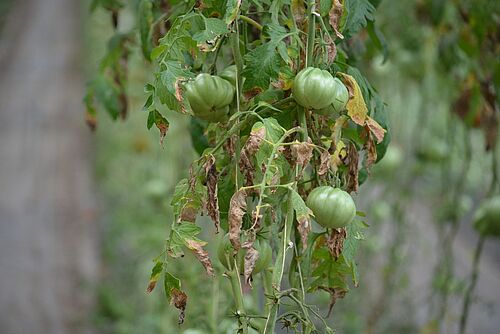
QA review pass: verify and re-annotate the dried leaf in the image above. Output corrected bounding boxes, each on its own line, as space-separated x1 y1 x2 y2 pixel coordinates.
326 36 337 64
338 73 368 126
365 116 386 144
228 189 247 250
329 0 344 39
318 150 331 176
346 143 359 192
239 127 266 186
318 286 347 317
204 155 220 232
146 261 163 293
241 232 258 286
185 238 215 276
297 216 311 250
326 228 346 259
291 140 313 175
171 288 187 324
479 80 498 151
364 132 377 169
330 140 347 173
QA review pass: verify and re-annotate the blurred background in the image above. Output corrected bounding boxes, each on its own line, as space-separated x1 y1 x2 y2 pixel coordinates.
0 0 498 333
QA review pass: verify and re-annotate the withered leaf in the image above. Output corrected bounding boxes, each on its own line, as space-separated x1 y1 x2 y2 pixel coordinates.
185 238 215 276
171 288 188 324
365 116 386 144
346 143 359 193
338 73 368 126
291 140 313 176
297 216 311 250
318 150 331 176
326 228 346 259
318 286 347 317
204 155 220 232
228 189 247 251
239 126 266 186
364 132 377 169
326 37 337 64
241 231 258 286
329 0 344 39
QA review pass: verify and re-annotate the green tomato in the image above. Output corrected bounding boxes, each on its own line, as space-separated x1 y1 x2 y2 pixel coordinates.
293 67 347 110
306 186 357 229
416 140 448 163
219 65 237 86
217 234 272 274
185 73 235 122
473 196 500 238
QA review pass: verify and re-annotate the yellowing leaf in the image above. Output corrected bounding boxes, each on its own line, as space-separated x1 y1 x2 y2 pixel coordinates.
338 73 368 126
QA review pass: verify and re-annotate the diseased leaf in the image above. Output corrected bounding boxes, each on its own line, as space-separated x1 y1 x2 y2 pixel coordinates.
239 125 266 186
147 110 170 144
365 116 386 144
147 260 163 293
224 0 242 25
346 143 359 192
228 190 247 251
291 190 313 249
193 17 228 52
185 238 215 276
318 150 331 176
241 231 257 286
364 132 377 169
338 73 368 126
171 288 187 324
204 155 220 232
291 140 313 176
326 228 346 259
329 0 344 39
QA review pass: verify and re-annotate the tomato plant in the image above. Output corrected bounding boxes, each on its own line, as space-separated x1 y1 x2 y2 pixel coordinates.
86 0 391 332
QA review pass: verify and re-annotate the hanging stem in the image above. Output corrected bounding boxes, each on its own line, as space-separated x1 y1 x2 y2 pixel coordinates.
228 263 249 334
459 234 486 334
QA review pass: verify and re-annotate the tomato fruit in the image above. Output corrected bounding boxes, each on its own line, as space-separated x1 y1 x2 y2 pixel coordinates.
473 196 500 238
185 73 235 122
217 234 272 274
219 65 237 86
416 140 448 163
292 67 348 111
373 145 403 178
306 186 357 229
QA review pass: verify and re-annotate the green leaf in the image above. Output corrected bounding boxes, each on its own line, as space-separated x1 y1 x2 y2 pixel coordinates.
192 17 228 51
343 0 375 38
139 0 154 60
291 190 313 222
224 0 241 25
169 222 206 258
367 20 388 63
147 110 170 142
243 44 282 91
92 75 121 119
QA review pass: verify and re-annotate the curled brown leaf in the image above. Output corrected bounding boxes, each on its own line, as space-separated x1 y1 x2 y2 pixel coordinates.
241 231 258 286
204 155 220 232
365 116 386 144
228 189 247 251
239 127 266 186
326 227 346 259
346 143 359 193
171 288 188 324
185 238 215 276
291 140 313 176
318 150 331 176
329 0 344 39
364 132 377 169
297 216 311 250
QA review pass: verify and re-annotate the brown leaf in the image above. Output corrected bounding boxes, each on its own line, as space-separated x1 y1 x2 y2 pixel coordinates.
239 127 266 186
329 0 344 39
185 238 215 276
346 143 359 193
243 87 263 100
174 78 187 114
365 116 386 144
180 205 197 223
228 190 247 251
318 150 331 176
479 80 498 151
364 132 377 169
223 135 237 157
326 36 338 64
291 140 313 175
326 228 346 259
171 288 187 324
241 232 258 286
297 216 311 250
204 155 220 233
338 73 368 126
157 122 169 145
318 286 347 317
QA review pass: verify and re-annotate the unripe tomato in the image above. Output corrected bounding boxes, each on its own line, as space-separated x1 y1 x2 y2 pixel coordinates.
416 140 448 163
185 73 235 122
473 196 500 238
217 234 272 274
306 186 357 229
219 65 237 86
293 67 347 111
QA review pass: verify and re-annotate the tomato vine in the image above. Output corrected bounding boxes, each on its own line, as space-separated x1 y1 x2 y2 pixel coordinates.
86 0 391 331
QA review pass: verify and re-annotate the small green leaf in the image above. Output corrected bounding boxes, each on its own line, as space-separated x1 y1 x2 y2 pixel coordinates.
147 260 163 292
164 271 181 300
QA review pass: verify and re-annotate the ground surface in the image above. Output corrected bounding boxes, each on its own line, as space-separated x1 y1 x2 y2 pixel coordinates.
0 0 99 333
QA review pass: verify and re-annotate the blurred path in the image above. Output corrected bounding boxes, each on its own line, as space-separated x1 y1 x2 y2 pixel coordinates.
0 1 99 333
